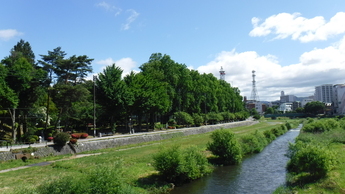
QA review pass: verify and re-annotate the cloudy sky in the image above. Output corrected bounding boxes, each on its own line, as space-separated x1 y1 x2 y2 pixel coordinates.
1 0 345 101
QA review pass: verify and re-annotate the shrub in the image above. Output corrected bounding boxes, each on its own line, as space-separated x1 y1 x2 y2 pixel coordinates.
254 130 268 148
168 118 177 127
207 129 242 165
271 127 283 137
287 141 336 178
285 122 292 130
69 138 78 144
153 145 212 183
253 113 261 120
80 133 88 139
240 134 261 154
280 124 288 132
221 112 231 122
324 119 340 130
154 122 164 130
263 130 276 142
53 132 71 146
71 133 80 139
207 112 223 124
192 113 204 126
174 111 194 126
302 121 327 133
87 162 138 194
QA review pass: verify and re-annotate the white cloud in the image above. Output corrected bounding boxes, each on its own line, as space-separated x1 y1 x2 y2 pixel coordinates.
198 35 345 101
250 12 345 42
0 29 23 41
122 9 139 30
96 1 122 16
96 57 138 77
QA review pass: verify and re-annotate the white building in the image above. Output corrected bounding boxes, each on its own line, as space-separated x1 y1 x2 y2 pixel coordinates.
315 84 333 103
333 84 345 114
278 103 292 113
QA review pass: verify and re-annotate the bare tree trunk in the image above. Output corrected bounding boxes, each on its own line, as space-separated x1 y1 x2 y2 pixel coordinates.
9 108 16 142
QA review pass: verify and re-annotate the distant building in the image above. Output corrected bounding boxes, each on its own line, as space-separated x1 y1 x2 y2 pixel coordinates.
278 103 292 113
301 98 314 107
292 101 301 111
333 84 345 114
280 91 297 103
315 84 333 103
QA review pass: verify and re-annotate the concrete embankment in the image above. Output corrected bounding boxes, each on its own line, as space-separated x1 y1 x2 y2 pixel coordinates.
0 120 258 161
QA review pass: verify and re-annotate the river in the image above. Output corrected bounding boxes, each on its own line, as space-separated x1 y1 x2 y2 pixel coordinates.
170 124 301 194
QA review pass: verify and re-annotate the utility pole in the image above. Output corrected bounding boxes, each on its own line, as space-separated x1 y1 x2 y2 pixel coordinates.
93 75 96 138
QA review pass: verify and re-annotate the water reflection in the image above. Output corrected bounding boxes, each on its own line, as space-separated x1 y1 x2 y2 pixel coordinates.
171 125 301 194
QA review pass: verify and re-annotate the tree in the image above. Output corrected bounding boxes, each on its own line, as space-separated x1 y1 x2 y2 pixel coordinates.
2 40 47 141
39 47 93 85
39 47 67 85
96 64 129 131
295 107 304 113
51 84 90 131
55 55 93 84
0 63 18 108
265 107 274 114
124 71 170 130
11 39 36 65
304 101 325 115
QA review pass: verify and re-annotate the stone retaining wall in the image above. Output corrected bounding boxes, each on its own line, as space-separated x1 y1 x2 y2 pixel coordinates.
0 120 258 161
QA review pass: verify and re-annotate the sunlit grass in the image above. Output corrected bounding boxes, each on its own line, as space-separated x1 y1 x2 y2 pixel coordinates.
0 120 294 193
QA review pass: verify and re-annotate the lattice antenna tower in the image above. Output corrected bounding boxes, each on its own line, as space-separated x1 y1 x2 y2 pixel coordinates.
250 70 260 102
219 66 225 80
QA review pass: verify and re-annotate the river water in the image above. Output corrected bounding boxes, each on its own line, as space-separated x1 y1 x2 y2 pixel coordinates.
171 124 301 194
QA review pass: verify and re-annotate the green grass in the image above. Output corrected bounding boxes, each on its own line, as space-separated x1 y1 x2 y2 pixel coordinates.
275 143 345 194
274 118 345 194
0 120 295 193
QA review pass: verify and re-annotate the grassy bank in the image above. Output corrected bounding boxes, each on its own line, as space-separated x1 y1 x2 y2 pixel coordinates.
275 118 345 194
0 119 298 194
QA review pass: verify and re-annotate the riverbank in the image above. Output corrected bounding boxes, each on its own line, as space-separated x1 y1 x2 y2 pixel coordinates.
171 124 302 194
275 118 345 193
0 119 296 194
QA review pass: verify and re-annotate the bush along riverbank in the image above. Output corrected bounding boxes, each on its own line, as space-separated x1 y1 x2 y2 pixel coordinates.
3 120 299 194
207 121 298 166
275 118 345 194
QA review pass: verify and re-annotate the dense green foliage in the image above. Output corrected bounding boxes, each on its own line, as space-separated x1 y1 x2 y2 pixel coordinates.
209 122 298 165
53 132 71 146
0 41 246 142
153 145 212 183
207 129 242 164
285 118 342 187
287 141 336 178
240 134 263 154
304 101 325 115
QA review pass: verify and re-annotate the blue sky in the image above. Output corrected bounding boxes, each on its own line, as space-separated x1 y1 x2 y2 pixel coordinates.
1 0 345 101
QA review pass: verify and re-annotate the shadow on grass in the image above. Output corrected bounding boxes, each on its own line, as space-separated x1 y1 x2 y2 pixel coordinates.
136 174 174 194
286 172 326 188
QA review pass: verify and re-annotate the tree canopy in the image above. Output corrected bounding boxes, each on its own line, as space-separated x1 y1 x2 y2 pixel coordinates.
304 101 325 115
0 42 246 142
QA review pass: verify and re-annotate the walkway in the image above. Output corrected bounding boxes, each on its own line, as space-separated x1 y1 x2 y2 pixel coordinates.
0 153 102 174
